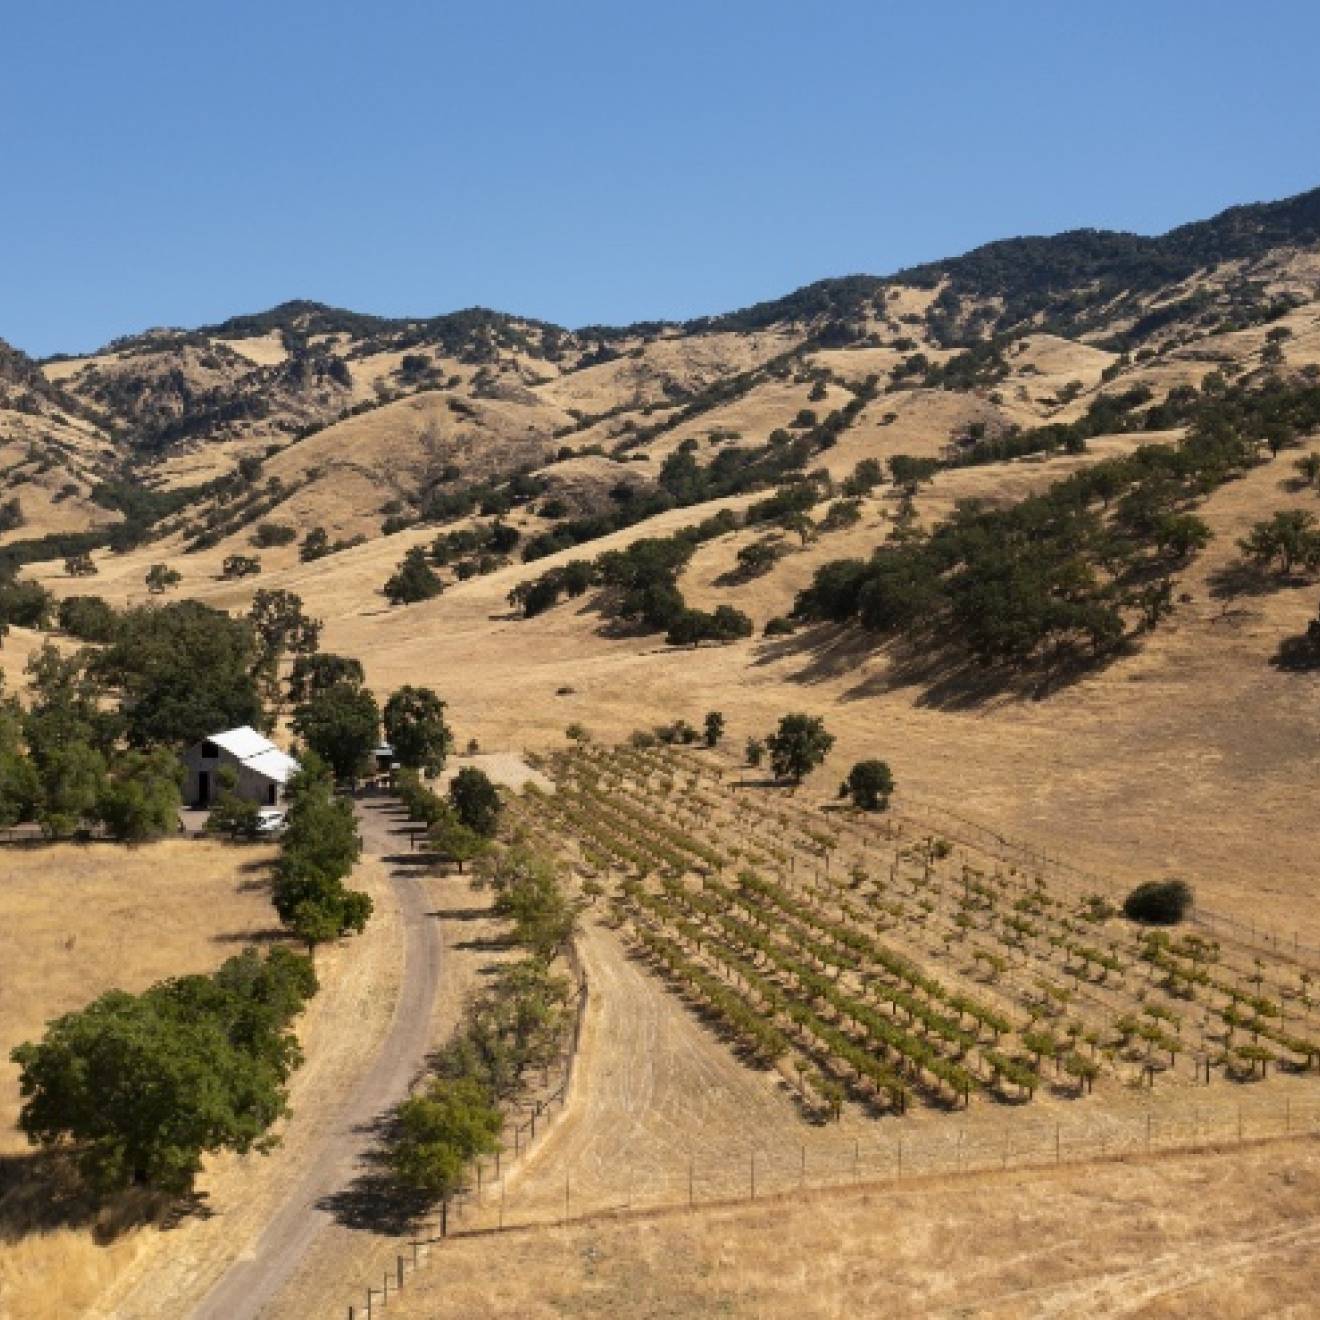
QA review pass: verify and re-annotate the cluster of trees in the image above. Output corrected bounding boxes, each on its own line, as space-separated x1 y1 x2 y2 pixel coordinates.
793 386 1279 668
10 945 317 1194
517 374 874 567
388 953 573 1228
395 762 502 872
0 584 329 837
1239 509 1320 575
386 825 581 1225
299 525 366 562
0 647 185 840
509 521 751 647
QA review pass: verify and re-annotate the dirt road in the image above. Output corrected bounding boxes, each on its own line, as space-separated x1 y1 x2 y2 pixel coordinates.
190 798 440 1320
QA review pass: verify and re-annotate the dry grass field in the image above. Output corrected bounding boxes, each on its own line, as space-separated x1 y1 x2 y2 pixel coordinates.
0 840 278 1317
387 1137 1320 1318
6 199 1320 1317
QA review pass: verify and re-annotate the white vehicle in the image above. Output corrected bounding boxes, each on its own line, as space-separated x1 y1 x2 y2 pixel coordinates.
255 807 287 836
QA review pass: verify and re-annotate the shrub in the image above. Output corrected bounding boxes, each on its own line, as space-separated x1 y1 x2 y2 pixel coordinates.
221 554 262 580
1122 879 1194 925
384 548 443 605
253 522 298 548
843 759 895 811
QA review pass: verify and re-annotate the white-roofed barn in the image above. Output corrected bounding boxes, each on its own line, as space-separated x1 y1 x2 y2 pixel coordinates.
182 726 300 808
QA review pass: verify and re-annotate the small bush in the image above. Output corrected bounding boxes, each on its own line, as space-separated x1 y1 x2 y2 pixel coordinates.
1123 879 1193 925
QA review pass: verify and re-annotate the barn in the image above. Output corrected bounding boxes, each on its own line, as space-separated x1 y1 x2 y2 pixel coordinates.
182 726 300 809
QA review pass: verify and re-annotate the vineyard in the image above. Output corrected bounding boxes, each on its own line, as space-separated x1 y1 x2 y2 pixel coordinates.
511 742 1320 1124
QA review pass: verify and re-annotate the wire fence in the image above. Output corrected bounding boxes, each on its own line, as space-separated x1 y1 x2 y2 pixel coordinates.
345 1094 1320 1317
346 945 589 1320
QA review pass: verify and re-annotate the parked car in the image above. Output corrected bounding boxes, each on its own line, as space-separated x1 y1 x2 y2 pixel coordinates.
255 807 287 836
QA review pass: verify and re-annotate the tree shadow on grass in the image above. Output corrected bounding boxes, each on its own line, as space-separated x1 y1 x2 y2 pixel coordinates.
750 620 1132 712
211 926 288 946
426 905 490 922
1272 629 1320 672
1207 559 1301 600
0 1150 209 1244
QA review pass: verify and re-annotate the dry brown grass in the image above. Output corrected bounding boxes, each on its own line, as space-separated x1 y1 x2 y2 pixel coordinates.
0 839 279 1319
386 1138 1320 1318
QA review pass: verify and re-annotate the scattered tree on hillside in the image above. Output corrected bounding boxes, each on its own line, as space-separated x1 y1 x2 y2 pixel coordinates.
766 713 835 785
221 554 262 580
1123 879 1194 925
144 564 182 595
384 547 443 605
703 711 725 747
248 589 321 712
64 552 97 578
842 759 895 811
1238 510 1320 575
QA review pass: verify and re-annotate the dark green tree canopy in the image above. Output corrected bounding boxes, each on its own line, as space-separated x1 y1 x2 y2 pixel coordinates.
293 682 380 782
448 766 501 837
10 947 316 1194
383 685 453 774
845 759 895 811
766 712 835 784
91 601 264 748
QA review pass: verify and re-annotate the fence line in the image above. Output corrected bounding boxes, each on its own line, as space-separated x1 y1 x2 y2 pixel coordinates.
343 1094 1319 1315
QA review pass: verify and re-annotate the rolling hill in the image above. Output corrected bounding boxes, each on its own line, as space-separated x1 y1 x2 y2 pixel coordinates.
5 183 1320 924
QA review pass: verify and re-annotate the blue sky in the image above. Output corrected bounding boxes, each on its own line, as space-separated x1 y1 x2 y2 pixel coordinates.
3 0 1318 356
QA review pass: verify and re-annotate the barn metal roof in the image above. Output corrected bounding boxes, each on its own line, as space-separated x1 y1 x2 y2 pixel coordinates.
208 726 279 760
204 726 300 783
243 747 301 785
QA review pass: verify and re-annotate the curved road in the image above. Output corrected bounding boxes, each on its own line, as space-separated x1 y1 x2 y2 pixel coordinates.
192 798 438 1320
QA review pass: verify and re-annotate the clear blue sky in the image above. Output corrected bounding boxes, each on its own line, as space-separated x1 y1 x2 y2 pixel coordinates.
4 0 1319 356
